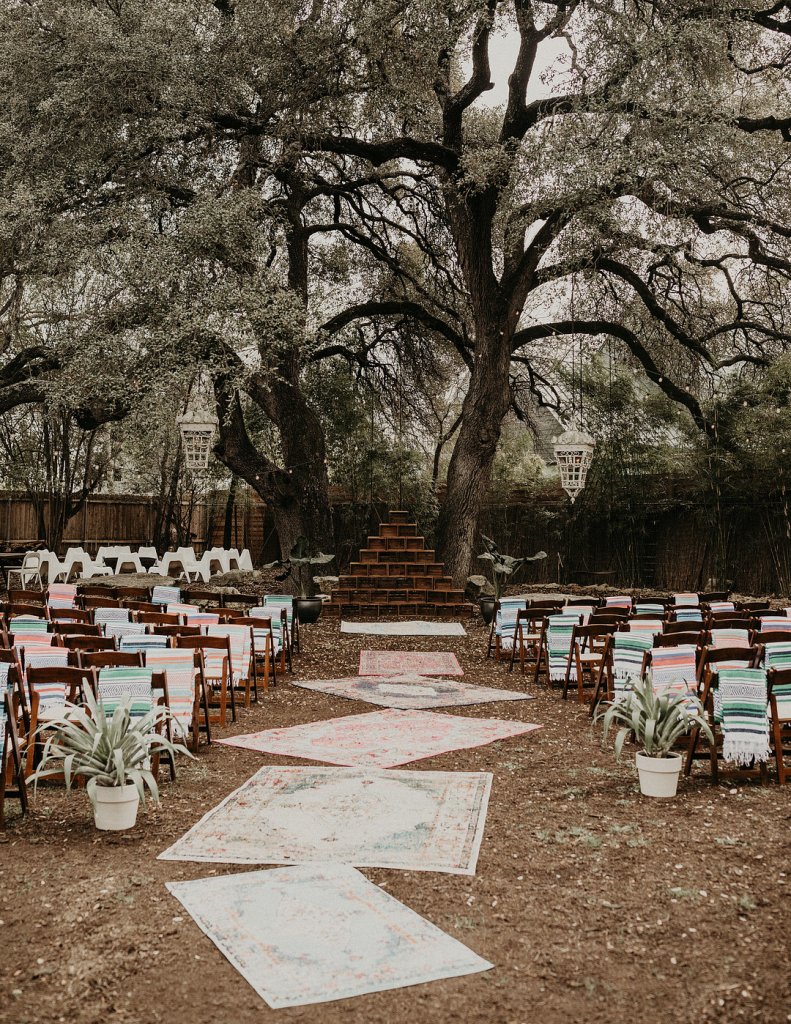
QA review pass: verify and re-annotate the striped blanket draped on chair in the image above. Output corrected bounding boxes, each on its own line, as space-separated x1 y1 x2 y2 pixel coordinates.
674 607 703 623
673 592 699 607
611 633 652 699
120 634 168 654
627 619 663 638
94 607 131 627
495 599 525 652
167 603 199 619
25 648 70 672
759 615 791 633
97 667 153 720
144 650 195 738
0 663 9 750
650 645 698 697
710 628 750 648
708 602 735 614
635 602 664 616
605 595 632 609
714 668 770 766
206 625 251 681
763 643 791 720
105 621 147 642
255 601 291 650
186 612 221 628
547 615 579 683
152 586 180 606
47 584 77 609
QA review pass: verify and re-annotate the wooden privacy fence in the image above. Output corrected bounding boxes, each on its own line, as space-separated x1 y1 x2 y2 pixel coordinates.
2 486 790 595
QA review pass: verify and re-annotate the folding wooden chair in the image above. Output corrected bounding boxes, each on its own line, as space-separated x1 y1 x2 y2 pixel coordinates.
174 635 236 725
150 625 202 638
251 606 292 671
207 624 257 706
767 667 791 784
144 648 211 752
533 614 581 689
78 651 145 670
61 634 116 654
232 616 278 693
564 622 619 702
590 631 653 715
48 607 92 624
1 689 29 827
93 667 176 781
137 612 180 626
654 630 706 649
183 588 222 607
487 598 527 661
509 610 546 675
684 666 770 784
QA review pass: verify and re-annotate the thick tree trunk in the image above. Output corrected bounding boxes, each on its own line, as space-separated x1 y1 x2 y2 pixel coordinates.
436 327 512 583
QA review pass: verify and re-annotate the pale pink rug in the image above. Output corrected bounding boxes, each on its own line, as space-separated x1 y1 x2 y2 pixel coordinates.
359 650 463 676
217 709 541 768
293 674 535 710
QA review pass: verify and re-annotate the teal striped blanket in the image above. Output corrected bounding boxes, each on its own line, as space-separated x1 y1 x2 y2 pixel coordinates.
715 668 770 766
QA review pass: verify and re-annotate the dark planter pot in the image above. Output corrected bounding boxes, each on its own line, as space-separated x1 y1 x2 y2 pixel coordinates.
295 597 323 624
479 597 496 625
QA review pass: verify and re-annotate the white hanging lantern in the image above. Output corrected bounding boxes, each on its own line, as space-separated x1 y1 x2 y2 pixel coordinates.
177 409 219 471
553 428 596 504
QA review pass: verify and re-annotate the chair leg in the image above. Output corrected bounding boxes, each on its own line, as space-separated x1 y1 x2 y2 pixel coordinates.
771 716 785 784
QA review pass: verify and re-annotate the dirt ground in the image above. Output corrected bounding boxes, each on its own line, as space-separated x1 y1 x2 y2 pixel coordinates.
2 617 790 1024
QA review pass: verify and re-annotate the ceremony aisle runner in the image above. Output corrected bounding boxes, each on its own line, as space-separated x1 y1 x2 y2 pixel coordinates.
359 650 463 676
217 708 540 768
166 864 492 1009
293 673 535 709
159 765 491 874
341 621 467 637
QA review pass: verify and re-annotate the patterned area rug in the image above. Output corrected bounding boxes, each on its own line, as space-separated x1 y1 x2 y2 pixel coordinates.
159 765 492 874
359 650 464 676
217 708 540 768
166 864 493 1008
341 621 467 637
292 674 535 710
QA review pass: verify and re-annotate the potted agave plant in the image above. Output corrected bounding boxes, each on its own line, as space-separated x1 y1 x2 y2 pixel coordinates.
32 692 191 830
595 675 713 798
477 535 547 625
264 536 335 624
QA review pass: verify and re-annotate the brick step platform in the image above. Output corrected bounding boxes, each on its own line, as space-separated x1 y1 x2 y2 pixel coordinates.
327 511 474 620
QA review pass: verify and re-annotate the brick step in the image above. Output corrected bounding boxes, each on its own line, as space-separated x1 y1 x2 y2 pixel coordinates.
330 601 473 619
337 574 455 591
333 588 467 605
349 562 445 577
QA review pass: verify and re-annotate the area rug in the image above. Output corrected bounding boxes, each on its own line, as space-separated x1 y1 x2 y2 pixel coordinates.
359 650 463 676
342 621 467 637
292 674 535 710
217 708 540 768
166 864 493 1008
159 765 491 874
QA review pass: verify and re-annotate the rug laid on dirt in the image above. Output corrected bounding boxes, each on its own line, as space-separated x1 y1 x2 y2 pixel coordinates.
159 765 491 873
293 674 535 710
166 864 493 1009
341 621 467 637
359 650 463 676
217 708 540 768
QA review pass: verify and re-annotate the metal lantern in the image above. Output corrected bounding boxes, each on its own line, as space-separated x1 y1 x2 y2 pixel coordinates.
177 409 219 471
553 428 596 504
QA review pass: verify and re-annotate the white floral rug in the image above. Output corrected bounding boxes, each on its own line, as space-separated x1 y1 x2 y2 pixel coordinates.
166 864 493 1008
341 620 467 636
159 765 492 873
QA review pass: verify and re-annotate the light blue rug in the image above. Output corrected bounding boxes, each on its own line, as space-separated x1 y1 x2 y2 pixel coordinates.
166 864 493 1008
341 620 467 636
